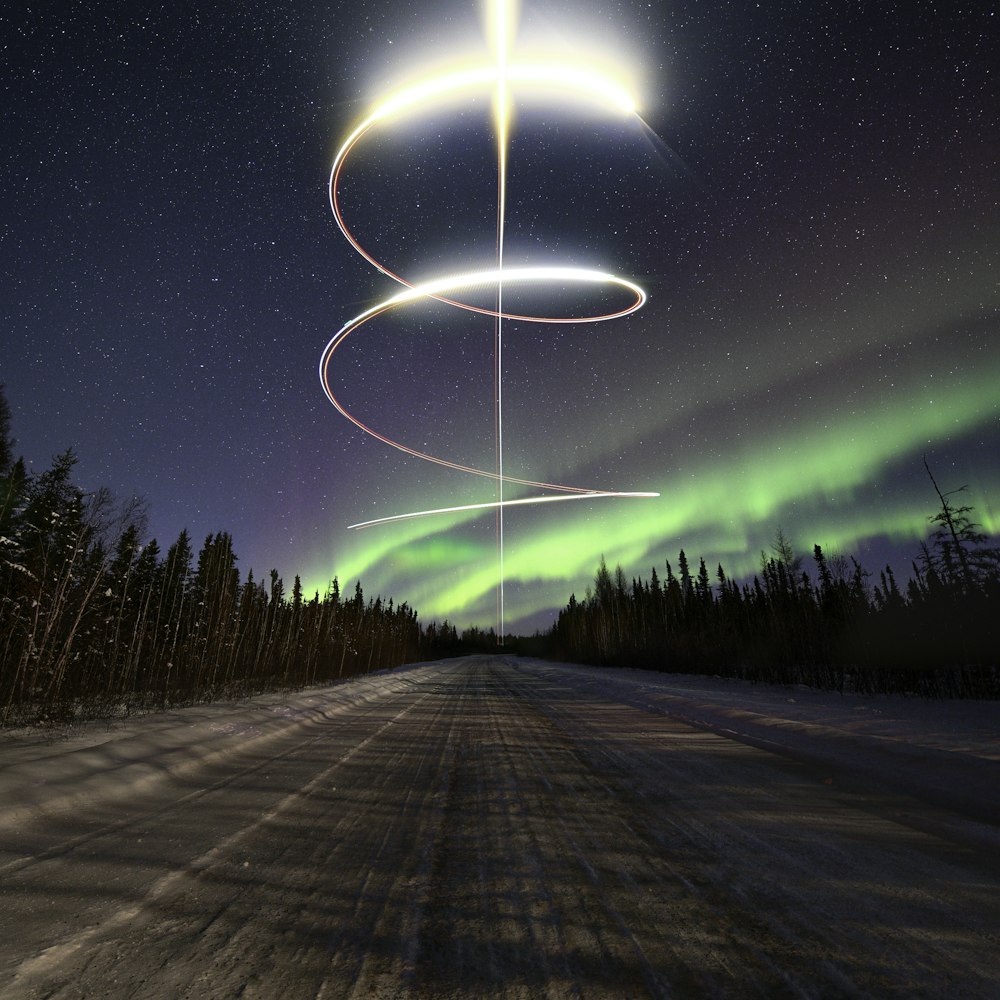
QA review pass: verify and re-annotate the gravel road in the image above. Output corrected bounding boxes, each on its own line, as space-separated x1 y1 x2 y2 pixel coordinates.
2 656 998 998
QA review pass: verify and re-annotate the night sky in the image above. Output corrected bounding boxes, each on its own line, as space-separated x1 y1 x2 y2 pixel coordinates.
3 1 998 633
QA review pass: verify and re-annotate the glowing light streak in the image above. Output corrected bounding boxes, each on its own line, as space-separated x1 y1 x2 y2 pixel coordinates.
333 62 636 154
490 0 514 634
318 266 646 492
327 58 639 303
322 0 659 633
349 490 659 531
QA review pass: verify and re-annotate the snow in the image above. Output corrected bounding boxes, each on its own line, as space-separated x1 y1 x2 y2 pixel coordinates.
0 662 434 833
541 664 1000 760
2 656 999 998
3 658 996 834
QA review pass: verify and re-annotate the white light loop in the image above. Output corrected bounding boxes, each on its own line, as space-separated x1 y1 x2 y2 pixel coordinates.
322 7 658 529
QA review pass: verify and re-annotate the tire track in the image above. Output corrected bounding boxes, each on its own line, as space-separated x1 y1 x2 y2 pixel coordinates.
3 657 999 998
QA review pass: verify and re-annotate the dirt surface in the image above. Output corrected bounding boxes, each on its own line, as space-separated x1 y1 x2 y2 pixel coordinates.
2 656 999 998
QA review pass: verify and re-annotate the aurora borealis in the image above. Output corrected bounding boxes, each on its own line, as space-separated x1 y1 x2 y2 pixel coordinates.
3 1 997 633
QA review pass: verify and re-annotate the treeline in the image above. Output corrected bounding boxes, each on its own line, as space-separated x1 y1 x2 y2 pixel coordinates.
549 472 1000 699
0 389 422 724
421 622 501 658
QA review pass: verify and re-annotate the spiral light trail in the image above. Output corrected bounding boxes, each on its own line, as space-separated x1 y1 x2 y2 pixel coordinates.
320 0 659 634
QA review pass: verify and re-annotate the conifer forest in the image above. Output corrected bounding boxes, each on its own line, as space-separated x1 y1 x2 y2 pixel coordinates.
0 388 426 724
549 503 1000 698
2 383 998 724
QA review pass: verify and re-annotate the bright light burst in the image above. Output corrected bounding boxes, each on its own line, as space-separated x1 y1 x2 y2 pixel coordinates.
320 0 658 632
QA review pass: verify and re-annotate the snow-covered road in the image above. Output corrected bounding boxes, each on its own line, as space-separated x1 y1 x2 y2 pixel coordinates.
2 656 998 998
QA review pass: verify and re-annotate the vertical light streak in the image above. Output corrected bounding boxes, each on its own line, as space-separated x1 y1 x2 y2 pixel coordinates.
490 0 516 641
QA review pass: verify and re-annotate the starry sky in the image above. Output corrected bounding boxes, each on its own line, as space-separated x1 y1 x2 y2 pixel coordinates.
3 1 998 634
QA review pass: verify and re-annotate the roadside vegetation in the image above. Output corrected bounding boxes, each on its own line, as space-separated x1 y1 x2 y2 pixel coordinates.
5 379 997 720
0 386 424 725
547 476 1000 698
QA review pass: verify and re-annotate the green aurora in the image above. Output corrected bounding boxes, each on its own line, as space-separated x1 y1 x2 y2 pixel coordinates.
304 329 999 630
295 2 999 633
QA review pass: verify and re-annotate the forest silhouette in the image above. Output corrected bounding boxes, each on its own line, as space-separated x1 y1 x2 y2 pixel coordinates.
2 383 997 724
546 499 1000 698
0 386 423 724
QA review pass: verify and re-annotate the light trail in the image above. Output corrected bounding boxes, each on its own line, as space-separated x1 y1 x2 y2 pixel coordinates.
349 491 660 531
318 267 647 490
322 0 659 635
491 0 516 638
